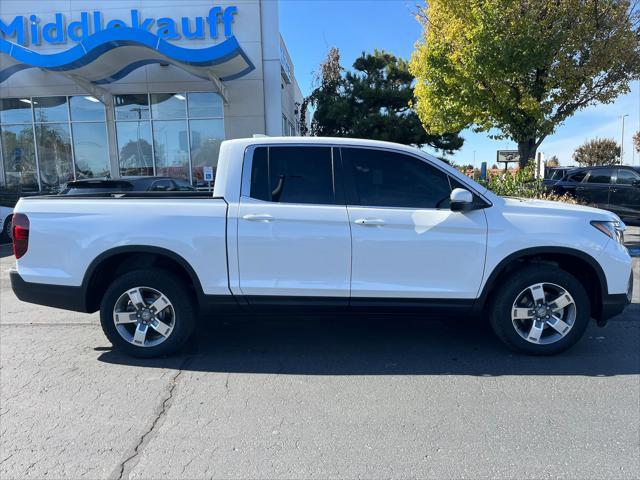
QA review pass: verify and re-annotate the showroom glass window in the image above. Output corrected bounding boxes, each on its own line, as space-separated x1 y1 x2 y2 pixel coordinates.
0 98 39 191
115 92 224 185
0 96 109 192
69 97 110 180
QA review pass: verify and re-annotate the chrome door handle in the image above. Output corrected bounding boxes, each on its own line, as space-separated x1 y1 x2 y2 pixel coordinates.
243 214 274 222
354 218 385 226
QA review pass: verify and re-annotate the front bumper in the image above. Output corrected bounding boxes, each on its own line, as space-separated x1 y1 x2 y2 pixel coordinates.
598 271 633 325
10 270 88 312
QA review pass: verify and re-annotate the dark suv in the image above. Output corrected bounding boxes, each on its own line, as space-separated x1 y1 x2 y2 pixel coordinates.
60 177 195 195
542 167 574 188
552 166 640 224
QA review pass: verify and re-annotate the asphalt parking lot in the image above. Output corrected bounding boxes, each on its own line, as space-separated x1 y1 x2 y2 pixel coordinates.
1 241 639 479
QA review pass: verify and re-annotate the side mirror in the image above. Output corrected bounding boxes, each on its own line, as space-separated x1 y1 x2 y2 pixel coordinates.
450 188 474 212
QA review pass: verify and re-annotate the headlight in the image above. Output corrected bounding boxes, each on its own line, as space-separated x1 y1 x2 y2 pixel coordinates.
591 220 625 243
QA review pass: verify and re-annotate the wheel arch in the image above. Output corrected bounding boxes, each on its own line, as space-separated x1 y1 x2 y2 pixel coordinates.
477 247 608 319
82 246 204 313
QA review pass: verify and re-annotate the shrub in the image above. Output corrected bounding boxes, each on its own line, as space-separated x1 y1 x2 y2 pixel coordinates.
478 162 579 204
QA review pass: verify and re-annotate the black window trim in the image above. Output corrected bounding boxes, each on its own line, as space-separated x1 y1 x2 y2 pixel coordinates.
242 143 492 209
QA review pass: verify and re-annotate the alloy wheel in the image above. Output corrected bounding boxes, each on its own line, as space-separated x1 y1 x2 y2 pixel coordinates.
112 286 175 347
511 282 576 345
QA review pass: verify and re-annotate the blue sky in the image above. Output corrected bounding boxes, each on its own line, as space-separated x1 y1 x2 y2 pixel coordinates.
279 0 640 167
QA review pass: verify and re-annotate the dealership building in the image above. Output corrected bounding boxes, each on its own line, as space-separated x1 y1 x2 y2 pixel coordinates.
0 0 303 192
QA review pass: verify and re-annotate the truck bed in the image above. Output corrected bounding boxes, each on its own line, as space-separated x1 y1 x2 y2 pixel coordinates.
14 195 230 296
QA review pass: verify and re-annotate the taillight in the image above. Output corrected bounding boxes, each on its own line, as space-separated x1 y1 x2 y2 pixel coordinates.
12 213 29 259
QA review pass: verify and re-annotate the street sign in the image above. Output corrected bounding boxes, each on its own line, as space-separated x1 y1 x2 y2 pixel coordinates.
203 166 214 182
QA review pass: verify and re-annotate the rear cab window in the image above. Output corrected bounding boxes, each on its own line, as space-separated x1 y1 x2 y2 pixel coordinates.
249 146 341 205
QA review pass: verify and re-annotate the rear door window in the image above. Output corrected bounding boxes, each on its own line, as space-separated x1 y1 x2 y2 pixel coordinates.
586 169 614 184
567 171 588 183
249 146 338 205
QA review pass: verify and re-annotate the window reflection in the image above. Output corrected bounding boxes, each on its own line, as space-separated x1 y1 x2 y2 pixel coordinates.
70 96 105 122
151 94 187 119
117 121 153 176
0 99 33 124
153 120 190 179
115 94 150 120
73 123 110 179
35 123 73 192
1 124 39 191
190 118 224 185
33 96 69 123
0 92 226 190
188 92 223 118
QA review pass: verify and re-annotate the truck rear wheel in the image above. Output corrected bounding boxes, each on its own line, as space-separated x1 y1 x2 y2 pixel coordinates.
99 269 196 358
489 265 590 355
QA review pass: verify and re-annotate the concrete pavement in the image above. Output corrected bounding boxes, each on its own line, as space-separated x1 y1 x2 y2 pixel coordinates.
1 247 639 479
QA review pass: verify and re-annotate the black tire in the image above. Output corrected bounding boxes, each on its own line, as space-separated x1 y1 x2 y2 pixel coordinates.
100 269 197 358
2 215 12 242
489 265 590 355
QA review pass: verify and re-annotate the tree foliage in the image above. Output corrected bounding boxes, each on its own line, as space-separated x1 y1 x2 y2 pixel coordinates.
410 0 640 167
546 155 560 167
480 160 579 203
305 48 464 152
573 138 621 165
633 130 640 152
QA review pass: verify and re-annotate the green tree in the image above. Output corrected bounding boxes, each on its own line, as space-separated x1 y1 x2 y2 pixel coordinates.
633 130 640 152
573 138 621 166
410 0 640 167
306 48 464 152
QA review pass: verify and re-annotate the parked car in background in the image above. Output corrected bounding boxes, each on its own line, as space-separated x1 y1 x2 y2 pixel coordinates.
0 178 195 239
0 205 13 241
60 177 196 195
542 166 573 188
552 166 640 224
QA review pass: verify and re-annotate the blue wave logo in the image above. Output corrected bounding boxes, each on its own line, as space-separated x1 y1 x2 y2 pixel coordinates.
0 27 255 84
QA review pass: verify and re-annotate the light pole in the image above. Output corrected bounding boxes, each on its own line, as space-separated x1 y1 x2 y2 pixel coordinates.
621 114 629 164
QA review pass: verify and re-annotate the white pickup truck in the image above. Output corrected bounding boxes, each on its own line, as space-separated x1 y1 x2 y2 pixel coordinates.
10 137 633 357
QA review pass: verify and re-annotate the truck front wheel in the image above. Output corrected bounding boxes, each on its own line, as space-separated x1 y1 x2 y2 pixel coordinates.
99 269 196 358
489 265 590 355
